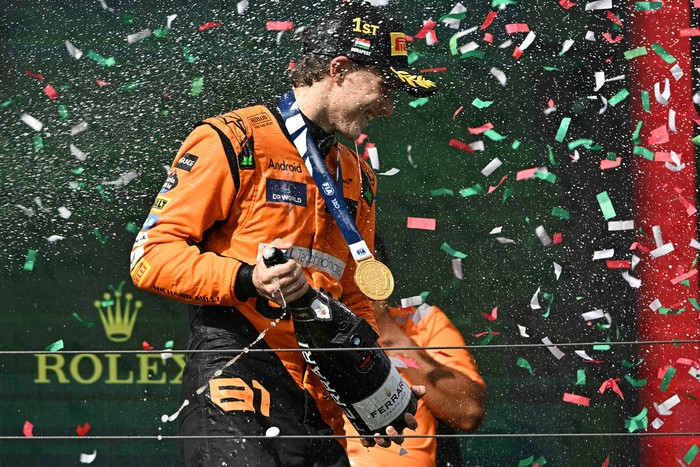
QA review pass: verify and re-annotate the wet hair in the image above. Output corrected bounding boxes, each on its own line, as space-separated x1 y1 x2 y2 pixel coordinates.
289 53 334 88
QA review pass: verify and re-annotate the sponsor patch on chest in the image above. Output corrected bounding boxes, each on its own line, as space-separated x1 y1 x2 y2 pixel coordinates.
266 178 307 207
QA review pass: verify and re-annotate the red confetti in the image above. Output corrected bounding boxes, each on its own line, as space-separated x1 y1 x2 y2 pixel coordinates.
23 421 34 437
600 157 622 170
355 133 368 145
562 392 590 406
606 260 631 269
95 79 111 87
395 355 420 369
419 67 448 73
266 21 294 31
448 138 474 153
288 59 296 70
607 11 623 27
680 28 700 37
483 33 493 43
512 46 523 59
602 456 610 467
25 70 44 80
602 33 623 44
505 23 530 34
488 175 508 193
516 167 539 180
548 99 555 108
648 126 669 145
482 306 498 321
414 19 437 39
553 233 563 244
434 350 452 357
407 217 436 231
76 423 91 436
671 269 697 285
559 0 577 9
198 21 222 32
452 105 464 121
468 122 494 135
695 0 700 7
480 11 498 30
599 378 625 400
474 331 500 338
142 341 154 350
43 84 58 100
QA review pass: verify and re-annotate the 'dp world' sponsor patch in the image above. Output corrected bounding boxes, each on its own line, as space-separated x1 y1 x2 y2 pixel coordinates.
266 178 307 207
175 153 198 172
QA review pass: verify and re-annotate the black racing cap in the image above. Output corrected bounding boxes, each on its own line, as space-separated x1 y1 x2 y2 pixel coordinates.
303 1 437 97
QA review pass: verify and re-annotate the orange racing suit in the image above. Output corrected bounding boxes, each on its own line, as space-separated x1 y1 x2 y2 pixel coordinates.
129 99 377 466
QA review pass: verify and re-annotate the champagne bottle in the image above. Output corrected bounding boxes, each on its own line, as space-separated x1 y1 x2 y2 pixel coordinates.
263 247 417 435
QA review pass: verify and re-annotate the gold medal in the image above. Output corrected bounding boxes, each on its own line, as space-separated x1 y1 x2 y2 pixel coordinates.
354 256 394 300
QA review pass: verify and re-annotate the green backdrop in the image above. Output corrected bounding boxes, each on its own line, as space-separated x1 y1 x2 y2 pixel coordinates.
1 0 650 465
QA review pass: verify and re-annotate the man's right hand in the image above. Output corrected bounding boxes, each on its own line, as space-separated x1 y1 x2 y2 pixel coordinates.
252 239 309 306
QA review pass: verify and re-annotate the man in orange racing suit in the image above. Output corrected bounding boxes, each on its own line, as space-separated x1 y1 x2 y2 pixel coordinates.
129 2 437 466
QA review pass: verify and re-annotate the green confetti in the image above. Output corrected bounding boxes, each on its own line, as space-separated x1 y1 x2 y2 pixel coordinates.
686 393 698 400
440 12 468 21
576 296 585 301
517 357 534 376
501 187 513 204
182 47 196 63
624 46 648 60
419 291 430 302
684 445 699 465
568 139 597 150
483 129 507 141
409 97 430 108
1 99 19 108
164 340 174 349
441 242 467 259
122 12 134 25
493 0 517 6
641 90 650 113
534 456 547 466
71 167 85 175
636 1 662 10
459 184 483 197
535 169 557 184
512 140 521 150
593 340 611 351
58 105 69 121
555 117 571 143
625 408 648 433
72 312 95 328
33 135 44 151
472 98 493 109
632 120 643 145
120 81 140 91
660 366 676 392
86 50 116 67
547 145 557 166
651 42 676 64
93 228 108 245
191 76 204 97
518 456 535 467
633 145 654 160
596 191 617 220
692 134 700 146
24 249 37 272
542 66 561 71
606 152 618 161
575 369 586 386
430 188 454 196
45 339 64 352
153 27 170 37
625 374 647 387
689 297 700 311
407 51 419 65
460 50 485 60
125 222 140 233
552 206 570 220
608 89 629 106
96 184 113 202
479 331 496 345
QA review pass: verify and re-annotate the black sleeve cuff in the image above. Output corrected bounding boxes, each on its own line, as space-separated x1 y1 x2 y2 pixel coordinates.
234 264 257 301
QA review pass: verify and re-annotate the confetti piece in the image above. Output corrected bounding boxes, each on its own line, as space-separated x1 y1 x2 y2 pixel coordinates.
80 450 97 464
45 339 64 352
636 1 663 10
21 113 43 132
680 28 700 37
563 393 590 406
576 369 586 385
596 191 616 220
407 217 436 230
43 84 59 100
481 158 502 176
76 423 91 436
86 50 115 67
530 287 541 309
608 89 629 106
480 11 498 29
24 249 37 271
654 394 681 415
536 225 552 246
191 77 204 97
431 188 454 196
684 445 699 465
490 67 507 86
265 426 281 437
93 229 108 245
65 40 83 59
482 306 498 321
517 357 534 375
72 312 95 328
23 421 34 437
452 258 463 279
593 249 614 260
671 269 697 285
127 29 152 43
553 262 562 280
409 97 430 108
441 242 467 259
378 167 399 176
33 135 44 151
542 337 565 360
506 23 530 34
198 21 222 32
651 42 676 64
560 0 577 8
449 138 474 153
599 378 624 400
472 98 493 108
551 206 570 220
401 295 423 308
459 184 483 197
625 408 648 432
71 121 89 136
624 47 648 60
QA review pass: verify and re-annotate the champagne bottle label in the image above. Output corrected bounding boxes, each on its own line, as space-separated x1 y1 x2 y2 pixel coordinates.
350 365 412 431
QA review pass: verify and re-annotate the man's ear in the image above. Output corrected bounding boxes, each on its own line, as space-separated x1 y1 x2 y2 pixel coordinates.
329 56 352 81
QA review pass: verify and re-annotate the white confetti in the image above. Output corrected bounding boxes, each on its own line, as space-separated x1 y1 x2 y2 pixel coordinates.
166 14 178 29
668 109 677 132
490 226 503 234
71 121 89 136
690 238 700 250
237 0 249 14
80 450 97 464
584 30 596 41
45 235 66 242
553 262 562 280
378 168 400 176
127 29 152 44
459 41 480 55
581 309 605 321
650 243 674 258
65 40 83 59
401 295 423 308
575 350 598 361
585 0 612 10
652 225 664 248
15 204 35 217
58 207 72 219
530 287 541 310
651 418 664 429
592 249 614 260
621 271 641 288
542 337 565 360
70 144 88 161
399 448 409 456
452 257 463 280
631 255 640 271
519 31 536 51
560 39 574 55
21 113 43 132
490 67 507 86
407 145 417 168
495 237 516 244
103 170 139 187
481 158 502 177
442 2 467 29
594 71 605 91
470 141 485 151
535 225 551 246
517 325 529 337
670 64 683 81
654 79 670 105
608 220 634 231
367 146 379 170
649 299 662 312
99 0 115 12
654 394 681 416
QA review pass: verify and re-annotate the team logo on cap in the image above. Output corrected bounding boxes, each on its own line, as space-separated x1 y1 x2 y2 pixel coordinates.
390 32 407 57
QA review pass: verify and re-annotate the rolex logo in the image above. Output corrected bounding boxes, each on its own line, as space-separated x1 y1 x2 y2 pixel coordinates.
93 289 142 342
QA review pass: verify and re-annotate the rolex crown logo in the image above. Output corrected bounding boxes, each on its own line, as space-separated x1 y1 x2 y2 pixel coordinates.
93 290 142 342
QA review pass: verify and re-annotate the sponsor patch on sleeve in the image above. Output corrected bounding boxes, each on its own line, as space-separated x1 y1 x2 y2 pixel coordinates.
151 196 170 212
175 153 198 172
131 258 151 286
160 171 178 193
143 214 160 230
266 178 307 207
